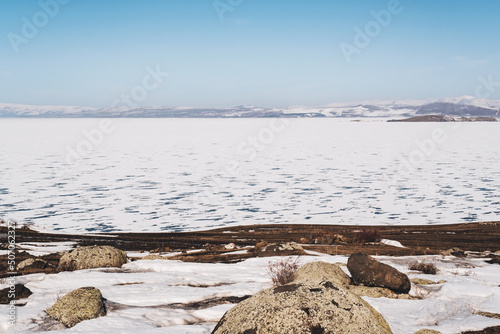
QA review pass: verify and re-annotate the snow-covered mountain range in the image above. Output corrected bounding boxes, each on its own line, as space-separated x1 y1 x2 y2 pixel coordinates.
1 96 499 118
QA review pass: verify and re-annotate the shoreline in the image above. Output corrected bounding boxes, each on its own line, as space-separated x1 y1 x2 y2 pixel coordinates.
2 221 499 278
3 221 498 251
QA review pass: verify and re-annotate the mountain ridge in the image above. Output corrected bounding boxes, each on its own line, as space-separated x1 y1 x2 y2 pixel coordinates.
1 96 499 118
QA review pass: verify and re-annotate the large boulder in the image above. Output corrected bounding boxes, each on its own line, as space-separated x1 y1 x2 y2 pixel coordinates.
255 242 306 257
212 281 392 334
58 246 127 271
46 287 106 328
347 253 411 294
292 261 351 287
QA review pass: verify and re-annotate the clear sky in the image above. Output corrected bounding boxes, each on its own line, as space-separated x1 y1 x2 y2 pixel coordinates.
1 0 500 108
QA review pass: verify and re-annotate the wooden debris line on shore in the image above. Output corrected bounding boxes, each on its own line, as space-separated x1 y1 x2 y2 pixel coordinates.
2 221 499 253
1 222 499 274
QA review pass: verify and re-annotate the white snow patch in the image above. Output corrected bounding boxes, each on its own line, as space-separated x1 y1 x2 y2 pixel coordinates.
380 239 406 248
1 254 499 333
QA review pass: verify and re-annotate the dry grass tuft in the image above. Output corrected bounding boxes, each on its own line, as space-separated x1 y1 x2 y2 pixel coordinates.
354 228 382 244
267 257 301 286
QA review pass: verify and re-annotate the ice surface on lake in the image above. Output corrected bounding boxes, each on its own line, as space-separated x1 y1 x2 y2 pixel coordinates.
0 119 499 233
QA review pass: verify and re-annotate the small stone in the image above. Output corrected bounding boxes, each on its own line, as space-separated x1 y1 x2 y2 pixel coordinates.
475 311 500 319
451 250 466 258
141 255 168 260
17 258 47 271
410 278 445 285
441 248 461 256
255 242 306 257
413 329 442 334
255 241 268 249
299 237 309 244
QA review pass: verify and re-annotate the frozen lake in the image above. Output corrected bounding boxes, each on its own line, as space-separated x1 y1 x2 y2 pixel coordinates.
0 118 499 233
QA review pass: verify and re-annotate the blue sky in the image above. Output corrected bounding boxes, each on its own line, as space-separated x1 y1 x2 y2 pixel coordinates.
1 0 500 108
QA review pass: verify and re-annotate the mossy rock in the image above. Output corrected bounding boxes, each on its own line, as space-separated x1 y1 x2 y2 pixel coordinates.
476 311 500 319
348 285 417 300
58 246 127 271
293 261 351 287
46 287 106 328
141 254 168 260
17 258 48 271
212 281 392 334
411 278 447 285
414 330 442 334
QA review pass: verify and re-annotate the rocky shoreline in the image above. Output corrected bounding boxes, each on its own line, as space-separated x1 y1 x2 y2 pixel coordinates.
2 222 499 275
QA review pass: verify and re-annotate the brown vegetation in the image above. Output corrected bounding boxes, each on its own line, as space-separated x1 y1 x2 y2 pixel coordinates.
354 228 383 244
267 257 301 286
0 222 499 272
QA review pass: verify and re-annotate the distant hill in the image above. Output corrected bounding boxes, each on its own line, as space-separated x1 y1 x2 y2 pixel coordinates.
388 115 498 122
1 96 499 118
415 102 499 117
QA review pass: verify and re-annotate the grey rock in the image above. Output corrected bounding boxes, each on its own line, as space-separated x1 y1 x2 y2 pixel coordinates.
292 261 351 287
212 281 392 334
58 246 127 271
46 287 106 328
